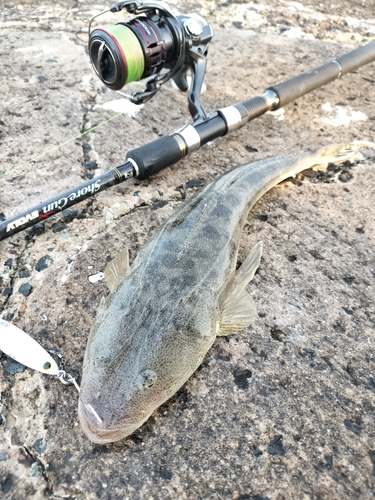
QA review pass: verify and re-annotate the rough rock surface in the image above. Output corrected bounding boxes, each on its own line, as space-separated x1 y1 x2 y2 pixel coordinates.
1 1 375 499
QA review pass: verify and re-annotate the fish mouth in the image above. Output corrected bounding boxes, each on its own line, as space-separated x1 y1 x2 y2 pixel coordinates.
78 399 138 444
84 418 128 443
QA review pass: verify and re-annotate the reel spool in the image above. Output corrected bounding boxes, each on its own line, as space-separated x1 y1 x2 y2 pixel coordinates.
88 1 213 121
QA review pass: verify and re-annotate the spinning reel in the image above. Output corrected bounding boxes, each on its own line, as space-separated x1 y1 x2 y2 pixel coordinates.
89 1 213 122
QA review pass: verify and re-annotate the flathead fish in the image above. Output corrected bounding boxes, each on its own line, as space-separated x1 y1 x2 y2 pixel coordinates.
78 143 369 443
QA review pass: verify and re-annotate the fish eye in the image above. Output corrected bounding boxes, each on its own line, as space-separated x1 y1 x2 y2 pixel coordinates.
137 369 157 390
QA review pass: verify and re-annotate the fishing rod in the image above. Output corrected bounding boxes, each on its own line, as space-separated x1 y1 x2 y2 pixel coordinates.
1 0 375 241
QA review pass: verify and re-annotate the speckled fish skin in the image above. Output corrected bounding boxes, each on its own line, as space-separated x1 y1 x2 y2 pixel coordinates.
78 144 358 443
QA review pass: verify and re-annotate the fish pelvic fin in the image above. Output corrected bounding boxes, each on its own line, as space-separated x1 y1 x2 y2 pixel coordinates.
218 241 263 336
104 247 129 292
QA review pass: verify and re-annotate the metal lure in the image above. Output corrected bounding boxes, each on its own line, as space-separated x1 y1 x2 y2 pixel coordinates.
0 319 59 374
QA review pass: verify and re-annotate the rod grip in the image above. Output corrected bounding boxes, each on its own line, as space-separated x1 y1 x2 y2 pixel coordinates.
126 135 183 179
267 60 341 109
337 39 375 75
267 40 375 109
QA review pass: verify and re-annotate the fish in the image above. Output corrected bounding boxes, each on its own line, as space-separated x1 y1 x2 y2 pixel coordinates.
78 142 373 443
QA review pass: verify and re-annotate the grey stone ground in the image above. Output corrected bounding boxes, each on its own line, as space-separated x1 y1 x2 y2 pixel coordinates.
1 1 375 499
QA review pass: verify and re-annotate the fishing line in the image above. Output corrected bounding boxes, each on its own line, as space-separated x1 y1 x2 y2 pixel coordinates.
0 112 123 180
112 25 145 84
94 24 146 86
88 8 173 93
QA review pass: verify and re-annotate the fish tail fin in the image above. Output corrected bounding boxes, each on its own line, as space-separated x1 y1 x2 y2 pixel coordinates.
311 141 375 168
245 142 375 210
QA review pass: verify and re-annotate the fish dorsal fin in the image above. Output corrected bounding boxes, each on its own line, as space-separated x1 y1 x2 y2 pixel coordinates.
218 241 263 336
104 248 129 292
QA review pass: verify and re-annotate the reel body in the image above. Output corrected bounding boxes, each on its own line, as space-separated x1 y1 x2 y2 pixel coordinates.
89 0 213 122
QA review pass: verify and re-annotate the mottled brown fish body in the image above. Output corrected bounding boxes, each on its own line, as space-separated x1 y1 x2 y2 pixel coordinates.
79 144 361 443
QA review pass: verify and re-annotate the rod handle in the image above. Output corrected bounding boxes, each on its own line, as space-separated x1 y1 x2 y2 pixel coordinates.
267 40 375 109
127 135 183 180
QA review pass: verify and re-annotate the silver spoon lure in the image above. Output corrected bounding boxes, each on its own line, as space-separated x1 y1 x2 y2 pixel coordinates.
0 318 80 392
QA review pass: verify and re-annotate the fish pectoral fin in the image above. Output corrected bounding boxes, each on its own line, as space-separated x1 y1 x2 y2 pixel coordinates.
218 241 263 336
104 247 129 292
233 241 263 289
218 289 257 336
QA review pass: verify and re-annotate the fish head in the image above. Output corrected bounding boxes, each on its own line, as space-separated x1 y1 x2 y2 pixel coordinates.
79 289 216 444
78 364 161 444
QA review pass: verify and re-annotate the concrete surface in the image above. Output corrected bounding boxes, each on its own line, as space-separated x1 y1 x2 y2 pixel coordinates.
1 1 375 499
